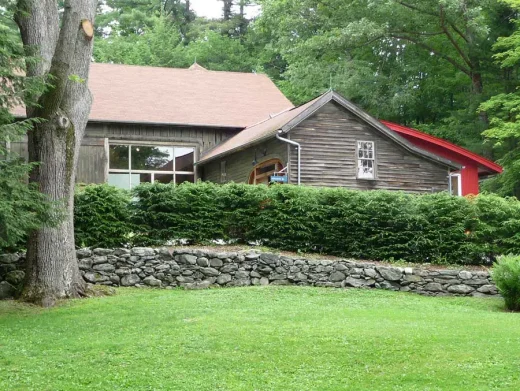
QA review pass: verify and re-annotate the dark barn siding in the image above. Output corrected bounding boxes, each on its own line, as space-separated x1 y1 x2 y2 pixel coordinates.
287 102 449 192
77 137 107 184
202 138 288 183
85 122 238 152
8 122 239 184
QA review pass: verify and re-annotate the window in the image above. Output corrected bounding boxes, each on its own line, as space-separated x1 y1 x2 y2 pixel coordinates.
357 141 375 179
449 173 462 196
108 144 195 189
248 159 284 185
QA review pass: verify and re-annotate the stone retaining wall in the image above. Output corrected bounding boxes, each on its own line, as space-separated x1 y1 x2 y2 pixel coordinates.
0 248 499 299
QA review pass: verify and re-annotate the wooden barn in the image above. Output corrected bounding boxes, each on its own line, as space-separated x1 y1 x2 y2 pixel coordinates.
13 63 501 195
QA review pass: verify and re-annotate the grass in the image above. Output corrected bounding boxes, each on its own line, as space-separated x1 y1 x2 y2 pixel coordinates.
0 287 519 391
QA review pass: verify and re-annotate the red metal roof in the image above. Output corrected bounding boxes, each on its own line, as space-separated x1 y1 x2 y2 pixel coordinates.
381 121 503 175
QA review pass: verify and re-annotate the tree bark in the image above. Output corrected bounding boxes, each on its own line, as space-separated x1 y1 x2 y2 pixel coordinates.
16 0 98 307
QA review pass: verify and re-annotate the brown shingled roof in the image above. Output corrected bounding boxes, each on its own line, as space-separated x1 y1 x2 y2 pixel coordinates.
14 63 293 128
199 95 323 163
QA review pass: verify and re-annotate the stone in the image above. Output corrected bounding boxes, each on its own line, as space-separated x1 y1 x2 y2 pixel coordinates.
93 263 116 273
404 267 413 275
380 281 400 291
0 281 16 299
404 274 422 283
180 254 198 265
458 271 473 280
438 270 460 276
110 275 120 285
245 253 260 260
477 285 498 294
259 253 279 264
424 282 443 292
121 274 141 286
345 277 374 288
202 267 219 277
115 268 131 276
364 268 378 278
5 270 24 286
83 272 108 283
221 264 238 273
196 257 209 267
250 271 261 278
228 279 251 287
93 248 114 256
76 249 92 259
0 263 16 275
376 267 402 281
447 284 474 294
78 259 93 270
91 256 108 265
329 271 346 282
114 248 131 256
290 272 308 281
209 258 223 268
259 277 269 286
334 264 349 272
235 270 250 279
131 247 154 256
143 276 162 287
217 274 232 285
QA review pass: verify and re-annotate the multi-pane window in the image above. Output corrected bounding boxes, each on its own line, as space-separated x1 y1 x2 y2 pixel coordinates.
108 144 195 189
357 141 375 179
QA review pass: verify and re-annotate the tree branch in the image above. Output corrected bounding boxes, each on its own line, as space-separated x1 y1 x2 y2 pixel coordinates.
391 35 471 75
395 1 439 18
439 5 473 70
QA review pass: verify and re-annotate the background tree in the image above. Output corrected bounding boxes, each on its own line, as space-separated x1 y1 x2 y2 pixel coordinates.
14 0 98 306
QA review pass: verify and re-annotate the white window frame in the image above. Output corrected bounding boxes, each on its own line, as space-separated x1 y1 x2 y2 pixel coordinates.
449 173 462 196
108 142 196 189
356 140 376 180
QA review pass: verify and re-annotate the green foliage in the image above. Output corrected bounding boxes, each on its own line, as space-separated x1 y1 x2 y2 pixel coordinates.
131 182 225 245
124 182 520 265
0 10 50 253
74 184 132 248
492 254 520 311
0 160 50 252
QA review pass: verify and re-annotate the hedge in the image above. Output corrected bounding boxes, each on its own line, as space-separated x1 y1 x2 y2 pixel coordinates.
74 184 132 248
73 182 520 265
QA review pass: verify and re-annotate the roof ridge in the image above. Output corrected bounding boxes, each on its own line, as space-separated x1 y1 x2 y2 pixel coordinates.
243 106 297 129
91 62 268 77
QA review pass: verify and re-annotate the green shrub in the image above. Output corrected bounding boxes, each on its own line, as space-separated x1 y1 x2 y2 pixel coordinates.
492 255 520 311
74 182 520 265
131 181 225 245
74 184 132 248
472 194 520 257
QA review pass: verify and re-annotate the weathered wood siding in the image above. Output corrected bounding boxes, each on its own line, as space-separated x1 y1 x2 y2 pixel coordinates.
85 122 238 152
202 138 287 183
77 137 107 184
9 122 240 184
287 102 449 192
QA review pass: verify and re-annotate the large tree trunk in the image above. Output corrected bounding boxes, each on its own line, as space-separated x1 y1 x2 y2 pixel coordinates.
16 0 97 306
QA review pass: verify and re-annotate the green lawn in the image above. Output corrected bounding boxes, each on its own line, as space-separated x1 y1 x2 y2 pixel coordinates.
0 288 519 391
